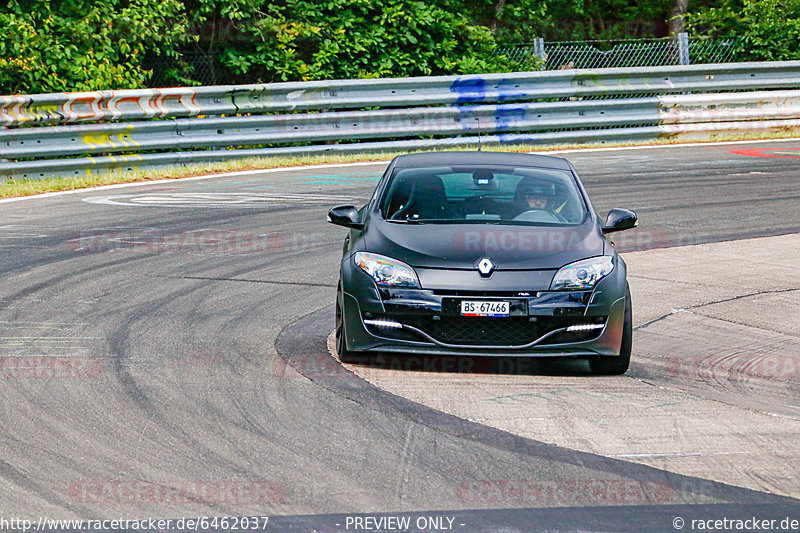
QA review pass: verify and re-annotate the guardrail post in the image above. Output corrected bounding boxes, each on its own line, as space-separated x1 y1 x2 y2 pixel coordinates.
533 38 546 62
678 33 690 65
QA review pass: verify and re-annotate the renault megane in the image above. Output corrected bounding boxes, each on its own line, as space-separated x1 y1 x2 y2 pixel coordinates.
327 151 637 374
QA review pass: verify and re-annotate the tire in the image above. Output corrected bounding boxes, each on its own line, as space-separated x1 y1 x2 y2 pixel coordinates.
590 283 632 376
335 288 357 363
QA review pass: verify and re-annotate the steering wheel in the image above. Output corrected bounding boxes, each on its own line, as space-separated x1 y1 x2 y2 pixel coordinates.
512 209 563 223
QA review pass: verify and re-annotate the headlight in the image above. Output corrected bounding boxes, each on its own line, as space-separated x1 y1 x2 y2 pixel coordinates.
551 256 614 290
354 252 420 288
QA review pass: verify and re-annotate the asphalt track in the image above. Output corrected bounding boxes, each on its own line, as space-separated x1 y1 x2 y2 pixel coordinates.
0 140 799 532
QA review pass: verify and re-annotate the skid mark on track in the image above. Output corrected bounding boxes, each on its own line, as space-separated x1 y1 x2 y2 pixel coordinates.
82 192 358 208
179 275 336 288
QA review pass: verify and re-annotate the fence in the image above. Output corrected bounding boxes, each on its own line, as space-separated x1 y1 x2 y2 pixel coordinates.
149 52 225 89
495 34 740 71
149 35 739 88
2 61 800 180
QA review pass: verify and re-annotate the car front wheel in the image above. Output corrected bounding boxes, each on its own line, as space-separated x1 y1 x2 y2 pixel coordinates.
589 284 632 376
335 286 357 363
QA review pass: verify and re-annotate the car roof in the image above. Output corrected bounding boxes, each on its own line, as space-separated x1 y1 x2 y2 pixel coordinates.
391 151 572 171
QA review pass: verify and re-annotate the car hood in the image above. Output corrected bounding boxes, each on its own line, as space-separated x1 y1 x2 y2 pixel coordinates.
367 220 606 270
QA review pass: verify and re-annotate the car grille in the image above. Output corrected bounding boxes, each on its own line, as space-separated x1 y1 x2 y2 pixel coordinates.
422 317 548 345
370 315 605 347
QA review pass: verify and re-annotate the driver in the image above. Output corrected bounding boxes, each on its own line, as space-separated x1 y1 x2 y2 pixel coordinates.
516 180 556 212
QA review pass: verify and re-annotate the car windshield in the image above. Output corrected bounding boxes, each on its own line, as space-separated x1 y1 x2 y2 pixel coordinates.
380 165 587 225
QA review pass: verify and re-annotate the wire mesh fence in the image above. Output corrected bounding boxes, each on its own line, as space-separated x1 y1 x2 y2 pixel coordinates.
146 36 743 88
547 39 682 69
495 36 741 71
147 52 227 88
686 38 740 65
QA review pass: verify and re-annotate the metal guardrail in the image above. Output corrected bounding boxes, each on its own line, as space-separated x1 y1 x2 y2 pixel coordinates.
6 92 800 160
2 62 800 180
5 62 800 127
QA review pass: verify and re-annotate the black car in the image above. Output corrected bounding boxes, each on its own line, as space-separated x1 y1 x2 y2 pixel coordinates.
327 151 637 374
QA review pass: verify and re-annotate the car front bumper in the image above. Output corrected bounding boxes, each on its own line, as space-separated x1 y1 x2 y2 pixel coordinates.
340 258 628 358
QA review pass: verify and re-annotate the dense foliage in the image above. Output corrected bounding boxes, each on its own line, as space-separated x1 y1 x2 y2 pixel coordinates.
1 0 795 95
186 0 504 83
446 0 673 42
685 0 800 61
0 0 190 94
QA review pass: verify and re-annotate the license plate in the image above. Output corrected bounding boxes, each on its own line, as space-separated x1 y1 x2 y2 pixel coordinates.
460 300 510 317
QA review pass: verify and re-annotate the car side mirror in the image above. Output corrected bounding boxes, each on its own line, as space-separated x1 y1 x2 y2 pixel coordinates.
327 205 364 230
602 208 637 234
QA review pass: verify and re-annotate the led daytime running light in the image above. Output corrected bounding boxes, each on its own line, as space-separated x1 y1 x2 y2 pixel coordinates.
364 319 403 329
566 323 605 332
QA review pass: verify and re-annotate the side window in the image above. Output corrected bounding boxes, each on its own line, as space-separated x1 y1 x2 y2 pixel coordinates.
367 165 392 211
367 182 381 211
382 178 412 219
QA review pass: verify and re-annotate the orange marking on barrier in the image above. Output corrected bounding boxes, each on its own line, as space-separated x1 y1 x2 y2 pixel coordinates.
112 95 148 119
66 92 103 122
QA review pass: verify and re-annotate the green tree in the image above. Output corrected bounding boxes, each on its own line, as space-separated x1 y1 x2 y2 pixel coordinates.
685 0 800 60
439 0 547 42
539 0 672 41
0 0 190 94
184 0 511 84
443 0 672 42
2 0 696 95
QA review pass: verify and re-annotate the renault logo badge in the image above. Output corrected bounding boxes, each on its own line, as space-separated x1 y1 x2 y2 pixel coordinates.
477 258 495 276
